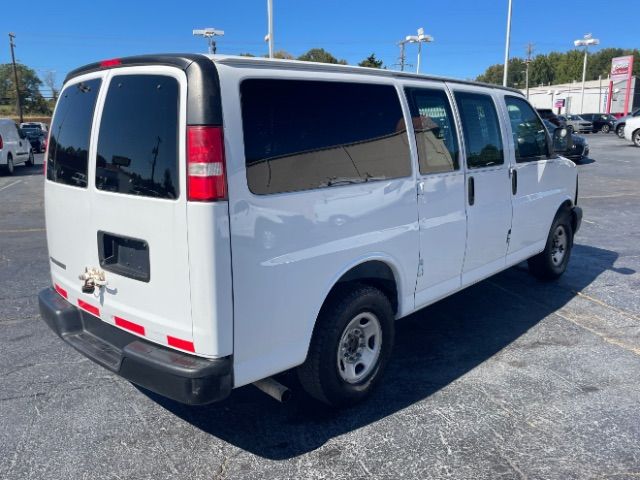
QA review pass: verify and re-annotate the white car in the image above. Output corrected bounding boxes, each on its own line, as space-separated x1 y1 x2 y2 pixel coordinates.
0 118 35 174
623 116 640 147
39 54 582 407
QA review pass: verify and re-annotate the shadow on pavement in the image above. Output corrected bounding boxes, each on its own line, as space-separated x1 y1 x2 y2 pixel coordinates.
144 243 633 459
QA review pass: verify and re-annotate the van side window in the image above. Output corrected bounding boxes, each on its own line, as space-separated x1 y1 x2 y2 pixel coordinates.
505 96 549 162
46 79 101 188
96 75 179 199
454 92 504 169
405 87 459 174
241 79 411 195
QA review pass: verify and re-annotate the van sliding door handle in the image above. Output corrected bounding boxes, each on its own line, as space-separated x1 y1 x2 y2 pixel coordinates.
468 176 475 206
511 169 518 195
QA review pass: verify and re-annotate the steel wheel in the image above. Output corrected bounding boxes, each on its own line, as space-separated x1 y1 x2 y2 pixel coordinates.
550 225 568 266
337 312 382 384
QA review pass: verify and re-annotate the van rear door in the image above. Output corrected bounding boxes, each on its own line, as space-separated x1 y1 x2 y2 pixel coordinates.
46 67 195 354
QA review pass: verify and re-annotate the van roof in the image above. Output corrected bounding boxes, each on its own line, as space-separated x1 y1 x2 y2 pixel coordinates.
65 53 523 96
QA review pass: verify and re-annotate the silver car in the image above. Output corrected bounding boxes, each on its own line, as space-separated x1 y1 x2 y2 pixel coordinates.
558 114 593 134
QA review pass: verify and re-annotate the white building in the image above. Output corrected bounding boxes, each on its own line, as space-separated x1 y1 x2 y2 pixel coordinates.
524 77 637 115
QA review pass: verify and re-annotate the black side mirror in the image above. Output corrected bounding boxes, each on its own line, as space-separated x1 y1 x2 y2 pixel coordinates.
552 127 573 152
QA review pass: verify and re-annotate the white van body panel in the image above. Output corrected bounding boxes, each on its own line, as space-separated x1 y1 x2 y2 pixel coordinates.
218 63 421 387
0 118 30 167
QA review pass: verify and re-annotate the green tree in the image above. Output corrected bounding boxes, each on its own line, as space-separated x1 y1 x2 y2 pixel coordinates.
476 58 526 87
0 63 50 114
297 48 347 65
358 53 384 69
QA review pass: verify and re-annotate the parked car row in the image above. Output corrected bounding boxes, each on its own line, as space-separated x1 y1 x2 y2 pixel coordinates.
0 118 35 174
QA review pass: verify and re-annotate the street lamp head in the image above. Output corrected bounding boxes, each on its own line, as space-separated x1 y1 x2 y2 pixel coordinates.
193 28 224 38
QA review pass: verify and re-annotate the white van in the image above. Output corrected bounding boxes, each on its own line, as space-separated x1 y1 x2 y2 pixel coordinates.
0 118 35 174
39 54 582 407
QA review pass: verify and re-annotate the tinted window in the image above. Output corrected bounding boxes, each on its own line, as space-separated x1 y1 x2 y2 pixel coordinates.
47 79 101 187
96 75 179 199
241 79 411 195
405 87 459 174
505 96 549 161
455 92 504 168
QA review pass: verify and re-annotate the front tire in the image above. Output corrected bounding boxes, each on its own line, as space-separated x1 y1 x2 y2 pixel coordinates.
600 124 610 134
633 130 640 147
528 210 574 281
297 284 394 407
617 125 625 138
4 155 15 175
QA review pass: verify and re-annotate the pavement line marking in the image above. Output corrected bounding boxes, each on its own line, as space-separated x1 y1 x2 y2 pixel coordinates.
572 290 640 322
582 219 596 225
581 193 639 199
0 228 46 233
0 180 22 192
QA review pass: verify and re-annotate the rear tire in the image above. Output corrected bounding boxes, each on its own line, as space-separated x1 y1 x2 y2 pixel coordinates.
297 284 394 407
528 209 574 281
600 124 610 134
25 150 34 167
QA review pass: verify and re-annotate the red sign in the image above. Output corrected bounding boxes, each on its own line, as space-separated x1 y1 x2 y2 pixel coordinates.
610 55 633 81
554 99 565 108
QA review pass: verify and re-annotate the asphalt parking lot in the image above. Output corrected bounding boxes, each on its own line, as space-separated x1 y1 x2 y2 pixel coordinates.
1 136 639 480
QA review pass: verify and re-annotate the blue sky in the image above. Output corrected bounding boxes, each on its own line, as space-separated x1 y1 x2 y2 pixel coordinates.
1 0 637 94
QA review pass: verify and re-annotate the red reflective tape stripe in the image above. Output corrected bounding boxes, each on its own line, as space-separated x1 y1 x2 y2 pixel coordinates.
114 316 145 336
167 335 195 353
77 299 100 317
54 284 68 299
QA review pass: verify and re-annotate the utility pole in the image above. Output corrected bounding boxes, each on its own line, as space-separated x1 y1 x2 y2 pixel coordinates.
524 42 534 99
502 0 513 87
8 33 23 123
397 40 407 72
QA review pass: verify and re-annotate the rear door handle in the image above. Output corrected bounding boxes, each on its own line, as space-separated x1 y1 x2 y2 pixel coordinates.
511 168 518 195
468 176 475 206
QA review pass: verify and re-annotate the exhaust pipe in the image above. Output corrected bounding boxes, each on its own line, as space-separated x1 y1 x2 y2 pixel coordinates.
253 377 292 403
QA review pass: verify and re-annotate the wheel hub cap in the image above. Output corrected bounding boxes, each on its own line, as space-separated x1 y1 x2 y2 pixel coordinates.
337 312 382 384
550 225 568 266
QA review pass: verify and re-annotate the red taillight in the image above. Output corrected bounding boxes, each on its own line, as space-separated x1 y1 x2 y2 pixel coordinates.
187 126 226 201
100 58 121 68
167 335 195 353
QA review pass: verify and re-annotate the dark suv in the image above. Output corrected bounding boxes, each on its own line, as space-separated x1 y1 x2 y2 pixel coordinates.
581 113 617 133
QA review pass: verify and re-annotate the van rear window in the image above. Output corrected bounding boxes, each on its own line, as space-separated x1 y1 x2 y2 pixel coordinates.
241 79 411 195
96 75 179 199
46 79 101 188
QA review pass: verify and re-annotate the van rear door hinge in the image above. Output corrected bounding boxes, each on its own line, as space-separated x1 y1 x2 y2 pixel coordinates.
417 259 424 277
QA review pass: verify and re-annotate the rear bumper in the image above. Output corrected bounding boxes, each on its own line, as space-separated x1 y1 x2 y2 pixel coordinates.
38 288 232 405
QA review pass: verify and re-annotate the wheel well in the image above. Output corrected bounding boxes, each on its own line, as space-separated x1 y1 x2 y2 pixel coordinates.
557 199 578 233
329 261 399 315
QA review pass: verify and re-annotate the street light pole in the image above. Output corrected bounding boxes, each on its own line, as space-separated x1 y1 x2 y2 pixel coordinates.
502 0 513 87
574 33 599 114
406 28 434 74
267 0 274 58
